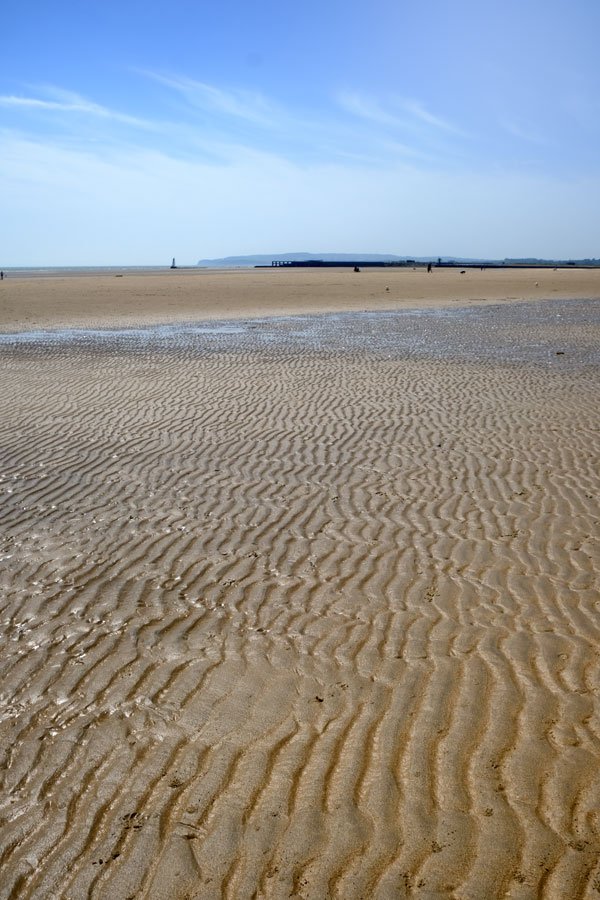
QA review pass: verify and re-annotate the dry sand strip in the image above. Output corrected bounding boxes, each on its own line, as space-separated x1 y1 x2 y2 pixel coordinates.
0 298 599 898
1 266 600 331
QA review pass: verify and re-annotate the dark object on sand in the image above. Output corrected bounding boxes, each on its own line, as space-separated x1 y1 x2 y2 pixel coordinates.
354 266 360 272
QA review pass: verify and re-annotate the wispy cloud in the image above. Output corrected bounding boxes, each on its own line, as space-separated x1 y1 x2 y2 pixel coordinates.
134 74 443 167
0 77 480 175
501 119 548 144
139 71 277 126
336 92 405 128
0 87 153 129
399 99 469 137
337 91 469 138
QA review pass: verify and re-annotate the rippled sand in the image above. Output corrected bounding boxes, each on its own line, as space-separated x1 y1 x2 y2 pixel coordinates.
1 297 599 898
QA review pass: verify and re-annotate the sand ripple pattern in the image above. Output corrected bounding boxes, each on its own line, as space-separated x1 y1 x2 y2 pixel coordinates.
0 300 599 898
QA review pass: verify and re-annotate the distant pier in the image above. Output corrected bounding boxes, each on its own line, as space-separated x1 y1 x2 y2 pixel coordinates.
259 260 417 268
257 260 600 270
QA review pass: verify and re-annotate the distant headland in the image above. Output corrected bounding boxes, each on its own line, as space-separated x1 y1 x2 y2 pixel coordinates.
196 252 600 269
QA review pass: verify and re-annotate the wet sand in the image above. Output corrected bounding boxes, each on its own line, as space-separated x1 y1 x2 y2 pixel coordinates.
0 276 600 898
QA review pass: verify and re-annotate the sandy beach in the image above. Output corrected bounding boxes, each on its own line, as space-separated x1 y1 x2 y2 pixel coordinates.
1 270 599 898
2 265 600 331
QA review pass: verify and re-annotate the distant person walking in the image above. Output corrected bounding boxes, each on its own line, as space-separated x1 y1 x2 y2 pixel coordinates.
427 262 432 273
0 271 4 280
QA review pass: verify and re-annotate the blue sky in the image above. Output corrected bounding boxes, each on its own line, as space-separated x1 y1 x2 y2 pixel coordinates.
2 0 599 265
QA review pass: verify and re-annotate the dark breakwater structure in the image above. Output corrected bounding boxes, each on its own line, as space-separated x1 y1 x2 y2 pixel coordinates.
260 259 416 268
258 258 600 269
